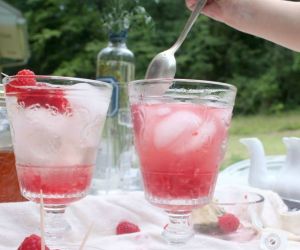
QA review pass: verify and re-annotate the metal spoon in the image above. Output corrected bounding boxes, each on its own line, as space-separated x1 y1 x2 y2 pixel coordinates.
145 0 207 79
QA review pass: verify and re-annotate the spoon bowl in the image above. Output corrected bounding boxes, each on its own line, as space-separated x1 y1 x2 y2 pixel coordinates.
145 49 176 79
145 0 207 80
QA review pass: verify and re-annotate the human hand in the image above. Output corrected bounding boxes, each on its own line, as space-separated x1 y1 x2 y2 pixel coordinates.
185 0 239 25
185 0 300 52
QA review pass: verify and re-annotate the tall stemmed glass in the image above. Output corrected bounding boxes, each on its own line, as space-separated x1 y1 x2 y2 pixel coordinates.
2 75 112 247
129 79 236 244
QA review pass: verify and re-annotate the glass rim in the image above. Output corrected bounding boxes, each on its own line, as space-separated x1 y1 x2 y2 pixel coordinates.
2 75 113 90
213 192 265 206
128 78 237 92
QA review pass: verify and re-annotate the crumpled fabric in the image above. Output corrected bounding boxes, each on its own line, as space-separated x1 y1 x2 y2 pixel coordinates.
0 189 299 250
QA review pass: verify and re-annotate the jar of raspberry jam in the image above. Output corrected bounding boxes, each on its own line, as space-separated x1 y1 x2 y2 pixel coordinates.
0 85 25 202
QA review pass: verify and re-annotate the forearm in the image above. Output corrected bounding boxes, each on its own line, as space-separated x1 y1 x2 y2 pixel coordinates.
226 0 300 52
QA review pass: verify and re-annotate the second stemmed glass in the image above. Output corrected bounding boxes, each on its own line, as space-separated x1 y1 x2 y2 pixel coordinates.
2 75 112 247
129 79 236 244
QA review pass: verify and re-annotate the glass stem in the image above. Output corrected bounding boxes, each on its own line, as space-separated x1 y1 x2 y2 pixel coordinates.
162 211 194 245
43 205 70 247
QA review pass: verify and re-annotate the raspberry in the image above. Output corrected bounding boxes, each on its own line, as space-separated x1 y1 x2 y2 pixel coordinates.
116 221 140 235
5 79 19 93
18 86 70 113
5 69 70 113
18 234 50 250
5 69 36 94
218 213 240 234
16 69 36 86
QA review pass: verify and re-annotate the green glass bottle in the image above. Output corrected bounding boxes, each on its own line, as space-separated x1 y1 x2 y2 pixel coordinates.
94 30 139 192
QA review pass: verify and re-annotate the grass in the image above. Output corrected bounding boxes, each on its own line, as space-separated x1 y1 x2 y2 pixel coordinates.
221 110 300 169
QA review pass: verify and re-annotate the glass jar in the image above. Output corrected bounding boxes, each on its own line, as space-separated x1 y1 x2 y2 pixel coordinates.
0 85 25 202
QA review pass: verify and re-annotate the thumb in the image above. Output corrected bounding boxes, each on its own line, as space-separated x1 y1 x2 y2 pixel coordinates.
185 0 197 10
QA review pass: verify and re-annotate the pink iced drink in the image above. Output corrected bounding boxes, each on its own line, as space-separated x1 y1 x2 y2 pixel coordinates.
131 102 232 206
17 164 93 204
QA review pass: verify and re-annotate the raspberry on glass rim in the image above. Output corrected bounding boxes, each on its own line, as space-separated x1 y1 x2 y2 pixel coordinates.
5 69 70 113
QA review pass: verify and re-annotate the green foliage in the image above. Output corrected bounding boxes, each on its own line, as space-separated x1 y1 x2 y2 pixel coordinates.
8 0 107 78
223 110 300 167
101 0 153 33
6 0 300 114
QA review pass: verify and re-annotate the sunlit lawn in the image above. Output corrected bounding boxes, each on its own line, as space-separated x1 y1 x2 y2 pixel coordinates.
221 110 300 169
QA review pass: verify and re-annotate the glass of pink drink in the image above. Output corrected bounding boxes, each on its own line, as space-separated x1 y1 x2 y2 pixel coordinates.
2 75 112 246
129 79 236 244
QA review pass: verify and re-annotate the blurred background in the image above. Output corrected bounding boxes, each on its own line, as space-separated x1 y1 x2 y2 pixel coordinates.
2 0 300 168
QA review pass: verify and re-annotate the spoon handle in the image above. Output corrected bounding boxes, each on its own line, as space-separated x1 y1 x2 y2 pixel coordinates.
171 0 207 53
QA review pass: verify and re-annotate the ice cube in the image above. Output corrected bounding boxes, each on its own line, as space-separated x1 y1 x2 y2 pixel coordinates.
66 83 111 147
156 106 171 117
10 102 88 166
153 111 216 154
7 82 112 167
154 111 201 149
179 118 216 154
67 82 111 118
11 106 70 165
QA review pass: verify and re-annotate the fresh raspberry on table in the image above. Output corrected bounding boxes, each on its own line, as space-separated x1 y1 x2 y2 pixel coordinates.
16 69 36 86
217 213 240 234
17 234 50 250
116 221 140 235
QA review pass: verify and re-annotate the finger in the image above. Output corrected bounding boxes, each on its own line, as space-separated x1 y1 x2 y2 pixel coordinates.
185 0 197 10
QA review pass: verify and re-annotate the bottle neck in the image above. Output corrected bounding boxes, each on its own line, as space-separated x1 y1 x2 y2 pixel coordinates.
107 30 128 48
108 39 127 49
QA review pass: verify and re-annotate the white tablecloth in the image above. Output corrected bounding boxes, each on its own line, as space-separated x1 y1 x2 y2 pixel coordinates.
0 190 299 250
